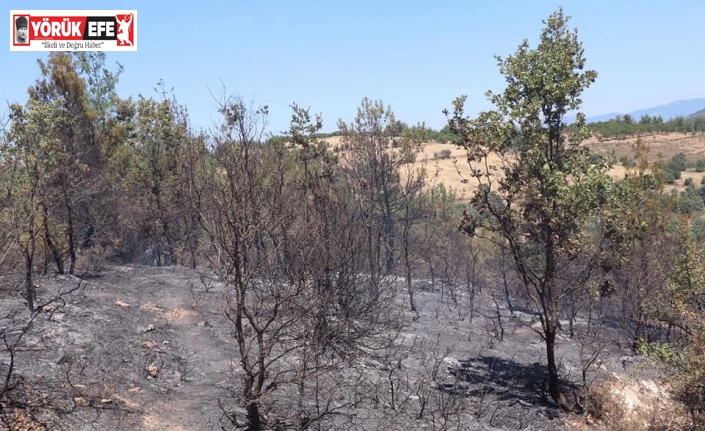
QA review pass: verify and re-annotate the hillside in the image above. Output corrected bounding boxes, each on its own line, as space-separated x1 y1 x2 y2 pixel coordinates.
689 108 705 118
583 132 705 187
323 132 705 200
584 98 705 123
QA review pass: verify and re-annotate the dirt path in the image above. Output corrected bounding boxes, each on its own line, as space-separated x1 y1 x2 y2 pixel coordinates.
133 271 235 431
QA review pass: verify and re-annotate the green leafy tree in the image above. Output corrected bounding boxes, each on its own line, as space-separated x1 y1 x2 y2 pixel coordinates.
447 8 608 404
647 225 705 428
24 52 124 273
670 152 688 172
640 114 653 125
603 137 676 352
695 158 705 173
123 96 185 265
8 99 71 310
0 127 22 277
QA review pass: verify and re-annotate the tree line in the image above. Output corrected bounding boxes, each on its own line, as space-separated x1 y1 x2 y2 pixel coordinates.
585 113 705 139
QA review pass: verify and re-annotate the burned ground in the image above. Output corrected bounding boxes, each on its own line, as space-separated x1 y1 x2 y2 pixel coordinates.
0 266 659 430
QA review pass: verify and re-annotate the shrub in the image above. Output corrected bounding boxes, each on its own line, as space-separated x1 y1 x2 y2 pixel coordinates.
400 151 417 164
620 156 636 169
670 153 688 172
434 149 452 160
76 245 110 272
649 231 705 430
583 384 626 426
588 153 605 165
696 159 705 173
583 381 691 431
676 190 704 214
664 169 680 184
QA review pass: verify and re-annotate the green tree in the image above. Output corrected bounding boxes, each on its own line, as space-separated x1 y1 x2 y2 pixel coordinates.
648 225 705 428
695 158 705 173
640 114 653 125
123 96 184 265
25 52 124 274
8 99 71 310
662 152 687 184
447 8 608 404
670 152 688 172
603 138 675 352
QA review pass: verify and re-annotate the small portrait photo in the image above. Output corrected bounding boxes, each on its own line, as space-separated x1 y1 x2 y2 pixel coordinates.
15 16 29 44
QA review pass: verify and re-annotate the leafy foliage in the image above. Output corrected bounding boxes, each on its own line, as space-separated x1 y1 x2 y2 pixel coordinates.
658 227 705 428
447 7 609 404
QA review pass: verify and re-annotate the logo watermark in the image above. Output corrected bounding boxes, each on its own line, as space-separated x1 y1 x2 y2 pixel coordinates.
10 10 137 51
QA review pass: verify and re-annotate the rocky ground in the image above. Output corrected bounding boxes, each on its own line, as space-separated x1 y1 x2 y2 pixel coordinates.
0 266 664 430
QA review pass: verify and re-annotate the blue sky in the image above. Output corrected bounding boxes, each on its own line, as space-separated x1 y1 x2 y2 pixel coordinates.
3 1 705 134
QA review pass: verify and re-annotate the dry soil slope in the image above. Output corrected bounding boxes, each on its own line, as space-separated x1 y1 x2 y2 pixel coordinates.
323 132 705 199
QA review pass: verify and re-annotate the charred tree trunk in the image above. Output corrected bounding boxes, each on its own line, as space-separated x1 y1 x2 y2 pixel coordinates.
63 187 76 275
404 232 416 312
545 327 560 404
41 203 64 274
245 401 262 431
24 252 35 314
383 191 395 275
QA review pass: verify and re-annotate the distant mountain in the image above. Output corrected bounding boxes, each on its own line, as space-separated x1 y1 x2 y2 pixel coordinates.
689 107 705 119
583 112 621 123
584 98 705 123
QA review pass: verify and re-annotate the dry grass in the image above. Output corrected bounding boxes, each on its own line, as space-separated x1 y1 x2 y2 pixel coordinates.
322 136 503 201
583 132 705 163
8 408 47 431
320 132 705 201
568 378 690 431
585 132 705 192
415 141 507 200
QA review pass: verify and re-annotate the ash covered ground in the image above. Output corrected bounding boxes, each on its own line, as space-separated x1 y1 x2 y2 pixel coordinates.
0 266 657 430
